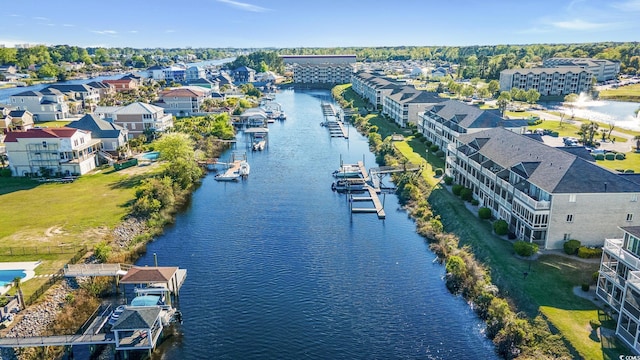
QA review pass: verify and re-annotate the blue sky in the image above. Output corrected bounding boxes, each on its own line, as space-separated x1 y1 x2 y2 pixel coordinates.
2 0 640 48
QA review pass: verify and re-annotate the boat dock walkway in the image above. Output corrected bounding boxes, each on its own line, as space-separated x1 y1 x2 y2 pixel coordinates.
350 187 385 219
321 102 349 138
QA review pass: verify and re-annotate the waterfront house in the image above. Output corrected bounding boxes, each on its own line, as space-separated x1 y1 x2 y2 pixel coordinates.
4 127 100 176
46 84 101 111
233 66 256 84
597 227 640 354
187 77 219 90
95 102 173 139
157 86 210 116
7 110 34 130
103 78 139 93
66 114 128 153
10 88 69 121
212 72 234 87
447 127 640 249
86 81 116 98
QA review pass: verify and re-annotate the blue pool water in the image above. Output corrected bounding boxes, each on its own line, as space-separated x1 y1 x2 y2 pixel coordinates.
141 151 160 161
0 270 26 286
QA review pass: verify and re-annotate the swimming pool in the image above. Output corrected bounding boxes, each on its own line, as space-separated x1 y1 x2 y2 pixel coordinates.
140 151 160 161
0 270 26 286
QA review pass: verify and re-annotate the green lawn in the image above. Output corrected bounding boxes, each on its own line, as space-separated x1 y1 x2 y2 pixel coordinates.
34 120 71 128
599 84 640 102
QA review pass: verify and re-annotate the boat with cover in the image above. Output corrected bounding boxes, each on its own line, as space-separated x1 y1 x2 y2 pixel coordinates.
214 172 240 182
238 161 250 176
331 178 368 192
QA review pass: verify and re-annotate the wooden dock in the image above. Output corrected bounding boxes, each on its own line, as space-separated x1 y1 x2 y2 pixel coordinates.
350 187 385 219
321 102 348 138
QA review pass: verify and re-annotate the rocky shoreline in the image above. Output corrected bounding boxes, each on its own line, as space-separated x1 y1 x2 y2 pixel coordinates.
0 217 147 360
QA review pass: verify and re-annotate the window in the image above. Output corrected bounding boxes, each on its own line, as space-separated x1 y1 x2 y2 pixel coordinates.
628 214 634 222
632 195 638 202
563 233 572 241
566 214 574 222
569 194 576 202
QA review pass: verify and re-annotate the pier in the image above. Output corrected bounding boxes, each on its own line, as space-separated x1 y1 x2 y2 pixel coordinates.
350 187 386 219
321 102 349 138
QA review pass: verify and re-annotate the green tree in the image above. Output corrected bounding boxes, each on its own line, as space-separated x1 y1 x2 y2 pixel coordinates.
154 133 196 162
487 80 500 97
497 92 511 116
524 89 540 104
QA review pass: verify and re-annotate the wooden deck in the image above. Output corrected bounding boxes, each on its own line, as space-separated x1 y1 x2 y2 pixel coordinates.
0 333 115 348
350 187 385 219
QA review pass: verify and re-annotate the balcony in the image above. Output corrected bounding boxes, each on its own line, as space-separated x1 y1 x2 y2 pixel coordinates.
606 239 640 271
513 190 550 210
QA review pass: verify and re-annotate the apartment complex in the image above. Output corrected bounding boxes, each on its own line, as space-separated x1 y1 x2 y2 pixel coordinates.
543 57 620 82
281 55 356 84
382 86 444 127
447 127 640 249
352 72 403 109
597 226 640 354
418 100 528 151
499 67 592 96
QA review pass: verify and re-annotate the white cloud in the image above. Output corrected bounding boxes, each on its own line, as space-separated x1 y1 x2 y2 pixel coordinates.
8 14 21 17
91 30 118 35
612 0 640 11
217 0 269 12
129 30 138 34
551 19 611 30
63 24 75 27
32 16 48 21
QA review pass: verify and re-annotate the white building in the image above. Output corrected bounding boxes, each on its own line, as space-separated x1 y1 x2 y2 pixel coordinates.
351 71 404 109
4 127 100 176
10 88 69 121
95 102 173 139
543 57 620 82
382 86 444 128
282 55 356 85
597 226 640 354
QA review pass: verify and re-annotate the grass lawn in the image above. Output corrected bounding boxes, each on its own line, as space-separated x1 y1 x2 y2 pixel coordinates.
378 116 629 358
599 84 640 102
34 120 71 128
593 151 640 172
0 166 159 300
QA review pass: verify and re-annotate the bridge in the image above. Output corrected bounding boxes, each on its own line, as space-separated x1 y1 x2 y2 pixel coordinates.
0 333 115 348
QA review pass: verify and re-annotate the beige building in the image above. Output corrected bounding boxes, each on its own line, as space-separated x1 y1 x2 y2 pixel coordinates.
4 127 100 176
95 102 173 139
282 55 356 85
382 86 444 128
543 57 620 82
448 127 640 249
499 67 592 96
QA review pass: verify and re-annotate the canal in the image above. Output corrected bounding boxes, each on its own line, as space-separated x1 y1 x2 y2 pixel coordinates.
135 89 497 359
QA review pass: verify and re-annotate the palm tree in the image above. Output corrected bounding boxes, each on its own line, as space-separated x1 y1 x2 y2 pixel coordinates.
13 277 24 310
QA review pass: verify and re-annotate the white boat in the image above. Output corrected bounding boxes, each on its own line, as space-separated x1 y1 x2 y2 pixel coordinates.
331 178 368 192
332 164 362 178
214 172 240 182
107 305 126 326
238 161 250 176
252 139 266 151
276 112 286 120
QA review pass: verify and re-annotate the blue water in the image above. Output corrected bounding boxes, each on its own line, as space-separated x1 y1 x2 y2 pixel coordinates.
141 151 160 160
0 270 26 286
136 89 497 359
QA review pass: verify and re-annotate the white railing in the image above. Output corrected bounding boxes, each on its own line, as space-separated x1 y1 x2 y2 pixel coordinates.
605 239 640 271
513 190 550 210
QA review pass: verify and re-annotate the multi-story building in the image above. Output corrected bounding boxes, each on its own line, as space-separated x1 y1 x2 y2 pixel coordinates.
597 226 640 354
185 66 206 82
95 102 173 138
0 109 34 132
447 127 640 249
66 114 128 153
4 127 100 176
418 100 528 151
351 71 403 109
10 88 69 121
46 84 101 109
382 86 444 127
499 67 592 96
281 55 356 85
232 66 256 84
102 78 139 93
543 57 620 82
86 81 116 98
157 86 210 116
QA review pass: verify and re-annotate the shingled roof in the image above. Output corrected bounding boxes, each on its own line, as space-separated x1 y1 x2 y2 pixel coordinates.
120 266 178 283
3 127 80 142
456 127 640 194
66 114 125 138
111 307 161 330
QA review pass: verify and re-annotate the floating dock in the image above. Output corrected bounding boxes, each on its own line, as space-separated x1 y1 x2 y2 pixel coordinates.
321 102 349 138
350 187 386 219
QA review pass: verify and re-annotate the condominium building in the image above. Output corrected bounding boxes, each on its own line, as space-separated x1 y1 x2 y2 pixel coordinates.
499 67 592 96
418 100 528 151
597 226 640 354
543 57 620 82
281 55 356 85
351 71 403 109
382 86 444 127
447 127 640 249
